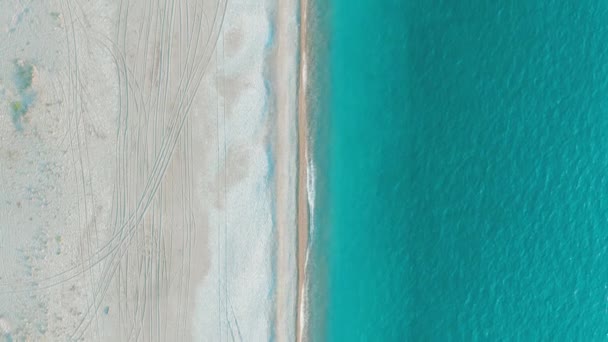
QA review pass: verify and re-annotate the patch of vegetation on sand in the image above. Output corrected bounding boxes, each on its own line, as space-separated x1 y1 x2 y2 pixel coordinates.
13 60 34 91
10 101 29 130
8 60 37 130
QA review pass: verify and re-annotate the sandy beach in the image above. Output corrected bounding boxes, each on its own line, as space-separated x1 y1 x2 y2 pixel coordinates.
296 0 314 341
273 0 300 340
296 0 311 339
0 0 300 340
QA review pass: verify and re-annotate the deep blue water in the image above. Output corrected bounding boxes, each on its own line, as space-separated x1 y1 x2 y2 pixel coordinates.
323 0 608 340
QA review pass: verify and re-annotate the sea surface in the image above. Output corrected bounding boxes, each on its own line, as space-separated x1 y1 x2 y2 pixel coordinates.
318 0 608 340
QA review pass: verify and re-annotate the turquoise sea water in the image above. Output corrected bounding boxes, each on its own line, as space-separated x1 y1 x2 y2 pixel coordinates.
323 0 608 340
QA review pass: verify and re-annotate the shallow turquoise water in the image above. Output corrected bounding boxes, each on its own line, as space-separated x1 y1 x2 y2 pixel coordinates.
325 0 608 340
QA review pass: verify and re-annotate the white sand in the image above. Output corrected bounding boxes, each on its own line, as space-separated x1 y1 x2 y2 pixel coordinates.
193 0 300 340
0 0 299 340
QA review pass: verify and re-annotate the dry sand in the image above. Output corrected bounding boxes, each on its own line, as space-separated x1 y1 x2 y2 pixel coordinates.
0 0 301 340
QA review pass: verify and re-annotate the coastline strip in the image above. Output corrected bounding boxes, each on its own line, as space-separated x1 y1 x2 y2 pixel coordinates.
296 0 310 339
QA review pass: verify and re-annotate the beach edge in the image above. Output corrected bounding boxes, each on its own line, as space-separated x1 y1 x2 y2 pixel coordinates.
296 0 310 339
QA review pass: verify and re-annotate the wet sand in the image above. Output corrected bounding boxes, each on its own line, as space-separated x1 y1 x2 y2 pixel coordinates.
296 0 311 340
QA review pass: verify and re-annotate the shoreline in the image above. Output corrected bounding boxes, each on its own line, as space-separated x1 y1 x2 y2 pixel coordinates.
296 0 310 339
